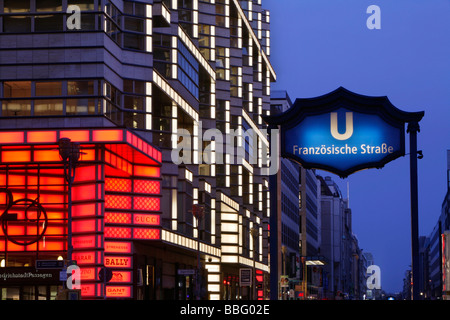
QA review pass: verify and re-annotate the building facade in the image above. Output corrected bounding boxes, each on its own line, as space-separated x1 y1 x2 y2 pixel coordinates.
271 90 301 298
0 0 276 300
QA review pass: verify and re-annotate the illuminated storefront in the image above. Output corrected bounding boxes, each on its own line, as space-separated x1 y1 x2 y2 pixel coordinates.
0 128 161 300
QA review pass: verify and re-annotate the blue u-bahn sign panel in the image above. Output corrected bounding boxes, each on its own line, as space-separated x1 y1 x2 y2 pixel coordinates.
265 87 424 178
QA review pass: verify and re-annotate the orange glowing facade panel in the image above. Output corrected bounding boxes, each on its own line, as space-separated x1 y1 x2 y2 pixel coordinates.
105 212 132 224
72 219 97 233
73 235 96 249
111 270 132 283
133 228 160 240
133 214 160 226
72 203 97 217
105 241 132 253
60 130 90 142
0 132 24 144
104 256 132 268
72 184 97 201
133 165 160 177
104 227 132 239
34 149 61 162
73 251 97 265
133 180 160 194
27 131 57 143
0 128 161 300
134 197 160 211
80 267 97 281
105 195 132 209
106 286 132 298
93 129 123 142
2 150 30 162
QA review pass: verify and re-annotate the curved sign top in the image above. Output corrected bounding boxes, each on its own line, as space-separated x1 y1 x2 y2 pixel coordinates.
264 87 424 178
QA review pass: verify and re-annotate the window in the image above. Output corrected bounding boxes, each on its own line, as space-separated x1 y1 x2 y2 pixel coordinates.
36 0 62 12
34 99 63 116
66 98 96 114
3 81 31 98
35 15 64 31
3 16 31 32
68 80 94 96
36 82 62 96
67 0 95 11
2 100 31 116
3 0 30 13
177 40 200 99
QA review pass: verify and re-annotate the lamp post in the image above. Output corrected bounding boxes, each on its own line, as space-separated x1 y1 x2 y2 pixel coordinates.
59 138 81 264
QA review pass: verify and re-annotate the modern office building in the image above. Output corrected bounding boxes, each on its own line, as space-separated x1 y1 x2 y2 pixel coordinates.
421 149 450 300
270 90 301 297
319 175 353 299
0 0 276 300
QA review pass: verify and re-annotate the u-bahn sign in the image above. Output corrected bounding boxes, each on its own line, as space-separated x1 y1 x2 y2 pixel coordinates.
265 87 424 177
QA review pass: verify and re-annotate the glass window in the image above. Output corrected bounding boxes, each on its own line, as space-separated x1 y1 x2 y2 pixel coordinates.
36 0 63 12
124 16 144 33
3 0 30 13
68 80 94 95
3 81 31 98
34 99 63 115
35 82 62 96
3 16 32 32
66 98 96 114
67 0 94 11
2 100 32 116
123 33 145 51
35 14 64 31
124 95 144 111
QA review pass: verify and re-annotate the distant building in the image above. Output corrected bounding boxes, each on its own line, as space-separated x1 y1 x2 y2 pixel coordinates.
271 91 301 297
319 175 351 299
422 150 450 300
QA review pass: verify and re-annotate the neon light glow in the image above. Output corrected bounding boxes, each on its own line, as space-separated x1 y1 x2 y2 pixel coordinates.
105 227 132 239
60 130 90 142
106 286 132 298
27 131 57 143
73 235 96 248
104 256 132 268
111 271 132 283
93 129 123 142
133 228 160 240
73 251 97 265
105 212 132 224
105 241 132 253
105 195 132 209
134 197 160 211
134 180 160 194
0 128 161 300
133 214 160 226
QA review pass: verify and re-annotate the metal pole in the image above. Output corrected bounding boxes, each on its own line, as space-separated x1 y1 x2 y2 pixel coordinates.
268 124 279 300
407 121 420 300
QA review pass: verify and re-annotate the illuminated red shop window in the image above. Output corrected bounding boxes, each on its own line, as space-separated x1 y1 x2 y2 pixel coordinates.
0 162 67 253
0 129 162 300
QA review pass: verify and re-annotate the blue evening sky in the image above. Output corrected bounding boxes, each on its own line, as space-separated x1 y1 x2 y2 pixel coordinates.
264 0 450 293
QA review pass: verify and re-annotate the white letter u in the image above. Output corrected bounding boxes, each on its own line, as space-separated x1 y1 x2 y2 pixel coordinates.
330 112 353 140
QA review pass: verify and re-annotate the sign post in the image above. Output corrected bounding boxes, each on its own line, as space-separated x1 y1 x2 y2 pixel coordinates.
264 87 424 300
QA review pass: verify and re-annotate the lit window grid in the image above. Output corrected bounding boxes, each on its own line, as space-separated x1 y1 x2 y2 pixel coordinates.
178 26 215 80
153 70 199 122
230 0 276 80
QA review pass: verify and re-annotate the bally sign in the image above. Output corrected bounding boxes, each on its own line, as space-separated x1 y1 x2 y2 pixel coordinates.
265 87 424 177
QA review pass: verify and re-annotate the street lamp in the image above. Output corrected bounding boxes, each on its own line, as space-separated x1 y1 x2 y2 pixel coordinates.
59 138 81 264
